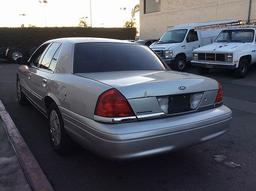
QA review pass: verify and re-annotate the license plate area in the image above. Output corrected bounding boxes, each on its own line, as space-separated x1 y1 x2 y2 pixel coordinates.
168 94 192 114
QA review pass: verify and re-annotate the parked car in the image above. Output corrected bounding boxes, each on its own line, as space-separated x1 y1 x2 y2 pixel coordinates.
150 20 240 71
16 38 232 159
192 27 256 78
135 39 159 46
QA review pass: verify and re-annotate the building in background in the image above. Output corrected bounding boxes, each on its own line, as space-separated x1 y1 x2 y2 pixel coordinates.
140 0 255 39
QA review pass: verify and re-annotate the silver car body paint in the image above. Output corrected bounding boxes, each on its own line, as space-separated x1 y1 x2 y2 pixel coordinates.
18 38 232 159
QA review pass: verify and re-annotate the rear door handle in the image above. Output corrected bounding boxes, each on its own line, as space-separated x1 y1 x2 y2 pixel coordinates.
42 79 47 87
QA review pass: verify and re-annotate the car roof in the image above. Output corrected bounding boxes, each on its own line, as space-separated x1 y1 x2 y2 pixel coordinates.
45 37 133 44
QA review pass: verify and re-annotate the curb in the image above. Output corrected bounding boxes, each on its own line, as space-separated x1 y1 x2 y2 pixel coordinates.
0 100 55 191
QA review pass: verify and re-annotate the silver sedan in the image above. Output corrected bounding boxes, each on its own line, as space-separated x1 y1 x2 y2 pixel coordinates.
16 38 232 159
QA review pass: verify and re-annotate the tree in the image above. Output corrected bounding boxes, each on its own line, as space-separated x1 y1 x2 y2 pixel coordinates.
79 17 88 28
124 4 139 28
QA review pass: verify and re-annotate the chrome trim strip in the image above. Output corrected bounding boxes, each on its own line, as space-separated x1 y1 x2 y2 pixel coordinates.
94 115 137 123
137 112 165 119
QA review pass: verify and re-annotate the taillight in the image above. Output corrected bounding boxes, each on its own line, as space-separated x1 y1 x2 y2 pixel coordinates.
215 81 223 104
95 88 135 118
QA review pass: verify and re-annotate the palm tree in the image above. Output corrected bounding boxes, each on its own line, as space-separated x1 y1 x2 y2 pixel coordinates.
79 17 88 28
124 4 139 28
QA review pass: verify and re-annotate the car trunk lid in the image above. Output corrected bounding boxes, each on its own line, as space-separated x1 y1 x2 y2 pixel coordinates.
76 70 217 99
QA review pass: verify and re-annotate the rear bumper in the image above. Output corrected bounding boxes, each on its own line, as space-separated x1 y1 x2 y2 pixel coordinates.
191 60 237 69
61 105 232 159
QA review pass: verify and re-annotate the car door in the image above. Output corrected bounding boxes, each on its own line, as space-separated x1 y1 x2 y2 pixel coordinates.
24 43 50 109
28 42 62 112
185 29 200 60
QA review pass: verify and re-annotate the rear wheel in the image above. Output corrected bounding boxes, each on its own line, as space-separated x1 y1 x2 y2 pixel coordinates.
235 58 249 78
173 55 186 71
17 78 28 105
48 103 73 155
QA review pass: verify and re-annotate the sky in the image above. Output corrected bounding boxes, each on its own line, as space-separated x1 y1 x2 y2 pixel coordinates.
0 0 139 27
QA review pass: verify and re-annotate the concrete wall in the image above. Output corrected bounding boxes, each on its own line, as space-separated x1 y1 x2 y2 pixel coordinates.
140 0 256 39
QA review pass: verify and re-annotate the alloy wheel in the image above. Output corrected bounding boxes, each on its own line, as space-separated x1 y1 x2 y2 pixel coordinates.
49 110 62 146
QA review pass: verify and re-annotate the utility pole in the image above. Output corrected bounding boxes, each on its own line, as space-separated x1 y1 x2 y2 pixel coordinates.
19 13 26 27
39 0 48 27
247 0 252 24
89 0 93 27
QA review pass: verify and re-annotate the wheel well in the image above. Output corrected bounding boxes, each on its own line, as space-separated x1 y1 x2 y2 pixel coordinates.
240 55 251 64
175 53 186 61
44 96 56 111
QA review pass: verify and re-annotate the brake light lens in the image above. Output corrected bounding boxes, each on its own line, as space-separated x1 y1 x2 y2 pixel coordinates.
215 81 223 104
95 89 135 118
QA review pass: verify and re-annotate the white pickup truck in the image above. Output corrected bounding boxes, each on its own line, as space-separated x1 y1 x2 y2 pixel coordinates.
192 27 256 78
150 20 239 71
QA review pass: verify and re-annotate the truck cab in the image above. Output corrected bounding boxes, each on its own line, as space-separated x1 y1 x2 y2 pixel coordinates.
150 20 239 71
192 27 256 78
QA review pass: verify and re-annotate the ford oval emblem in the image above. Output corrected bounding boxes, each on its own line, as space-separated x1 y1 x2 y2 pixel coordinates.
178 86 186 90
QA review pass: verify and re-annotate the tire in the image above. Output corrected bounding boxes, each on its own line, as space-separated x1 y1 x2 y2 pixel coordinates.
198 67 210 74
235 58 248 78
17 78 29 105
173 55 186 71
7 49 23 63
48 103 73 155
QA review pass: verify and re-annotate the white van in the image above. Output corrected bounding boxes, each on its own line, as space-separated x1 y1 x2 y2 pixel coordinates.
150 20 240 71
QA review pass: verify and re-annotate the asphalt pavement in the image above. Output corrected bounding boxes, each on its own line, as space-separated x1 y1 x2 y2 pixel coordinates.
0 117 31 191
0 62 256 191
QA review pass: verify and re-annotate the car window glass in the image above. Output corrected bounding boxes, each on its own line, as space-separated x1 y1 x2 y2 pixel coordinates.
39 42 61 70
186 30 198 42
74 42 166 73
29 43 50 67
49 45 61 71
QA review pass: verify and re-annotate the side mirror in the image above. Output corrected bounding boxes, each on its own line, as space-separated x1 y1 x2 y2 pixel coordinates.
19 65 30 75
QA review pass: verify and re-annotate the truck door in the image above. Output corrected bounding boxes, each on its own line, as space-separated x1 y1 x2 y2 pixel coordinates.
185 29 200 60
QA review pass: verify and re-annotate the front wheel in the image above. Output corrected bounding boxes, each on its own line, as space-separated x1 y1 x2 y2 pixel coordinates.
48 103 73 155
17 78 28 105
235 59 248 78
173 56 186 71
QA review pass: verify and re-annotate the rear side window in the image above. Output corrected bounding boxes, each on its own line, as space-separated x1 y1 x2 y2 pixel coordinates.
39 42 61 70
73 42 166 73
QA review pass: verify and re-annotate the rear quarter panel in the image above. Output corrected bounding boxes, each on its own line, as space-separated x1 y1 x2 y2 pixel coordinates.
49 74 111 119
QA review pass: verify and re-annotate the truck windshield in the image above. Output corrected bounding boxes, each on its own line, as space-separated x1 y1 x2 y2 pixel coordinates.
215 29 255 43
158 29 188 44
73 42 167 73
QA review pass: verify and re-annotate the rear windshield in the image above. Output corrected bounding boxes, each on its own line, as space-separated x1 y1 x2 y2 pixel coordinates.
73 42 166 73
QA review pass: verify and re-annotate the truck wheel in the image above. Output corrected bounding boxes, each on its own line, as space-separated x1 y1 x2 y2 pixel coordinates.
174 55 186 71
198 67 210 74
48 103 73 155
235 58 248 78
17 78 29 105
